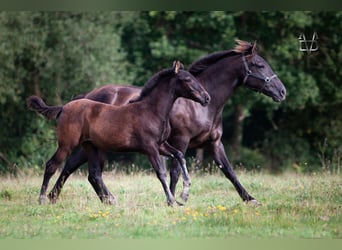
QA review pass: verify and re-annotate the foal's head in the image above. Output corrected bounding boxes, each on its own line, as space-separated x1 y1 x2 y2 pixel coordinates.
171 61 210 106
234 40 286 102
130 61 210 106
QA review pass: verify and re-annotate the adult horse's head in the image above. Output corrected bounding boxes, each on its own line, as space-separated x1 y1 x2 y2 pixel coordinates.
172 61 211 106
235 40 286 102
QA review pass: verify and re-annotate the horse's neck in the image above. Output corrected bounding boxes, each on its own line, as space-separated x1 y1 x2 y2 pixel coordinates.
199 56 242 109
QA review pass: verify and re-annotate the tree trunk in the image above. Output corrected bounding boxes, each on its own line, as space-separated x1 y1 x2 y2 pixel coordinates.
229 105 245 160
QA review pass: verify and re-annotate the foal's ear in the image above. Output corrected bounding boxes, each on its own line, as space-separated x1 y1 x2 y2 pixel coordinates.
173 60 183 74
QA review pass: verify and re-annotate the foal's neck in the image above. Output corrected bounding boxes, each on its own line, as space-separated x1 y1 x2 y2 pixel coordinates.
140 79 177 121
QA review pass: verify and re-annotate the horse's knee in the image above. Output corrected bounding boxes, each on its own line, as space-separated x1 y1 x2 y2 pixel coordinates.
44 160 60 176
156 169 167 180
88 171 103 185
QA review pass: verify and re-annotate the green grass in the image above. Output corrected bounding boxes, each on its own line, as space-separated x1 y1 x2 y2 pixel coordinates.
0 171 341 239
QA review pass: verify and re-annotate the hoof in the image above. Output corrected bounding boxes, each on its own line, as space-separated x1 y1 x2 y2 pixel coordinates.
180 191 189 202
167 200 184 207
102 195 117 205
246 199 261 206
49 198 57 204
48 192 58 204
38 195 46 205
176 200 184 206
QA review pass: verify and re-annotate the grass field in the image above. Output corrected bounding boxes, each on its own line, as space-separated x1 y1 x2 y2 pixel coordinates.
0 170 341 239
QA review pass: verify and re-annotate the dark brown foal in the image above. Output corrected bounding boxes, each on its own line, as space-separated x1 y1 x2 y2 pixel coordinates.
27 61 210 206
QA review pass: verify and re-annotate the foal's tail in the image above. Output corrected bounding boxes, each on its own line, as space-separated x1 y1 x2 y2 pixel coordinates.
26 95 63 120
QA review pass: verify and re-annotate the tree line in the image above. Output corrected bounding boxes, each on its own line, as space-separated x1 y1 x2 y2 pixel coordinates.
0 11 341 174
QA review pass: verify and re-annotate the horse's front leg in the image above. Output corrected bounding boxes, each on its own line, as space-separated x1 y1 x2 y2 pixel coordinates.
159 142 191 202
147 148 179 206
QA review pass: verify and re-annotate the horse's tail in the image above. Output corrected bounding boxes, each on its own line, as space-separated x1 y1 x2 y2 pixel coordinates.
26 95 63 120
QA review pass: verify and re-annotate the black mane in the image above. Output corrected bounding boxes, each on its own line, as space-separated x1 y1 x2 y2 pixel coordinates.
189 50 237 76
129 68 174 103
189 39 255 76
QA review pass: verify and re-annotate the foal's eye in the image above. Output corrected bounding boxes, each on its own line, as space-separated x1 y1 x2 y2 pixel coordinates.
181 76 192 82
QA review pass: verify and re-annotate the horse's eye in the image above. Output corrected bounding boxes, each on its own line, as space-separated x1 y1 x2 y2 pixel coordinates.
251 62 264 68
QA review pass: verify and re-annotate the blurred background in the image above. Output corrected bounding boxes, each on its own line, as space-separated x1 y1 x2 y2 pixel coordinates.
0 11 340 175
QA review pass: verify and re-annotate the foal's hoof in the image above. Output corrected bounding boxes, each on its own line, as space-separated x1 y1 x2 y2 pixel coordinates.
38 195 46 205
102 195 117 206
246 199 261 206
180 191 189 202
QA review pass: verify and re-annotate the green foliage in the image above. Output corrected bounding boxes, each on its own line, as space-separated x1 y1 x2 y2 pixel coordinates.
0 12 134 171
234 147 268 171
261 131 318 173
0 11 341 174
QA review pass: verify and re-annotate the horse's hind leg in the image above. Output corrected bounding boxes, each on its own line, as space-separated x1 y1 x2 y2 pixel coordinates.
48 149 88 203
83 142 116 205
39 147 69 204
209 140 260 206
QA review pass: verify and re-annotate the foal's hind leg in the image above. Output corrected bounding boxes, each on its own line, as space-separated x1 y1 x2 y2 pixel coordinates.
48 149 88 203
165 136 191 201
159 142 191 202
83 142 116 205
39 147 69 204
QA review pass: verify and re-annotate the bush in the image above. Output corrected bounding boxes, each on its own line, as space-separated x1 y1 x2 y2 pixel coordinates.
261 131 319 173
233 147 268 172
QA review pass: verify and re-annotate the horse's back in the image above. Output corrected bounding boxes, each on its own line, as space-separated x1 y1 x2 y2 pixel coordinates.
85 84 141 106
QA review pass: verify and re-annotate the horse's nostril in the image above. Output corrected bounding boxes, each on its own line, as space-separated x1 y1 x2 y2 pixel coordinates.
280 89 286 98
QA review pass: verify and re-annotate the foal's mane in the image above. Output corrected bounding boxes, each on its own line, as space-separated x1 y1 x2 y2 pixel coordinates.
189 39 254 76
130 68 175 103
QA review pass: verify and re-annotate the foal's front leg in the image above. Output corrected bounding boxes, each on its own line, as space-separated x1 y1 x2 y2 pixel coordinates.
159 142 191 202
147 147 178 206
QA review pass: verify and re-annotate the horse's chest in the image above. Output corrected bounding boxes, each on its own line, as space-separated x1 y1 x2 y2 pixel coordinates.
158 121 171 143
188 129 212 148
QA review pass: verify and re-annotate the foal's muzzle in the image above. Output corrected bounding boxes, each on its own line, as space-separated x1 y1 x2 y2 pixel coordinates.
201 92 211 106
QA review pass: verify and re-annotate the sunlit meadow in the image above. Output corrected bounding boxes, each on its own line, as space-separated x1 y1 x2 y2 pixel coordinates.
0 171 340 238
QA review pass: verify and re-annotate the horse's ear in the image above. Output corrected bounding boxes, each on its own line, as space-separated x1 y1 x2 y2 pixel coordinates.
252 41 257 54
246 41 257 56
246 41 257 58
173 60 182 74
